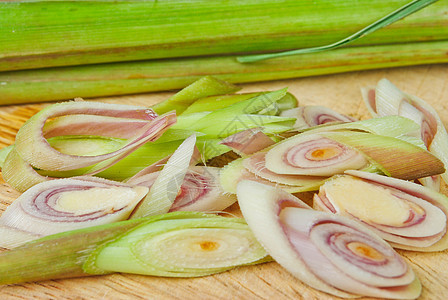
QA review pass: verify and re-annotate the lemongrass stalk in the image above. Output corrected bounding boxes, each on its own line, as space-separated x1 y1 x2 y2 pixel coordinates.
1 0 446 72
0 39 447 105
0 212 269 285
237 0 438 63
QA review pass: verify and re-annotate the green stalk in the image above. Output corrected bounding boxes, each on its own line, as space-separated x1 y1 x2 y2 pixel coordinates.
0 212 269 285
0 40 447 105
0 0 446 72
237 0 438 62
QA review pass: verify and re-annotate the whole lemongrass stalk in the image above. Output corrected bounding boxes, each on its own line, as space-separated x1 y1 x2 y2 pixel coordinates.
0 40 447 105
0 0 447 104
0 0 445 71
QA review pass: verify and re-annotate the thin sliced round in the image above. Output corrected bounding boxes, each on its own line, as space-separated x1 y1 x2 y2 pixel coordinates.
315 170 448 251
220 158 315 194
243 152 327 186
265 133 368 176
220 127 275 156
93 214 268 277
237 180 421 299
280 106 355 130
2 101 176 192
0 176 148 239
364 78 448 189
130 166 236 213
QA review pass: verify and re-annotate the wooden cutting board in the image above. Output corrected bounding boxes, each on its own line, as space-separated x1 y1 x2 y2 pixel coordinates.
0 64 447 300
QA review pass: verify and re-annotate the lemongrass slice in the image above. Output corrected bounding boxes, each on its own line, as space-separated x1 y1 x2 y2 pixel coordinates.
237 180 421 299
129 166 236 213
243 152 327 186
0 176 148 248
264 133 369 176
280 105 356 129
220 127 275 156
0 212 266 284
364 78 448 187
0 226 40 249
320 131 444 180
315 170 448 252
13 101 172 171
93 212 268 277
130 134 197 218
2 102 176 191
220 158 319 194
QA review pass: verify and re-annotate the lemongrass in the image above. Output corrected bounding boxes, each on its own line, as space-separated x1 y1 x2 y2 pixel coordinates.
362 78 448 190
237 180 421 299
315 170 448 251
3 0 446 72
264 133 369 176
219 158 320 194
130 135 197 218
1 101 176 191
0 176 148 249
243 152 328 186
129 166 236 213
0 212 269 285
323 130 444 180
237 0 437 63
280 105 356 130
220 128 275 156
1 40 448 105
150 76 239 115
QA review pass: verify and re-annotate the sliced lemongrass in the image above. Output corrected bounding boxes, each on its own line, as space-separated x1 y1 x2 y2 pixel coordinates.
303 115 422 141
90 213 269 277
0 145 12 168
46 135 125 156
243 152 327 186
192 89 288 129
181 92 263 115
220 158 316 194
130 166 236 213
150 76 240 115
0 226 41 249
237 180 421 299
0 215 151 284
2 148 50 192
360 86 379 117
13 101 172 171
280 105 356 130
42 114 152 139
322 170 448 252
130 134 197 218
2 104 176 191
196 138 234 163
371 78 448 187
220 128 275 156
264 133 369 176
324 131 445 180
168 167 236 212
0 176 148 242
196 114 295 138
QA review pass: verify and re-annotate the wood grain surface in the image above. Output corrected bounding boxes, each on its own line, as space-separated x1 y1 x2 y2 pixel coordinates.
0 64 447 300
